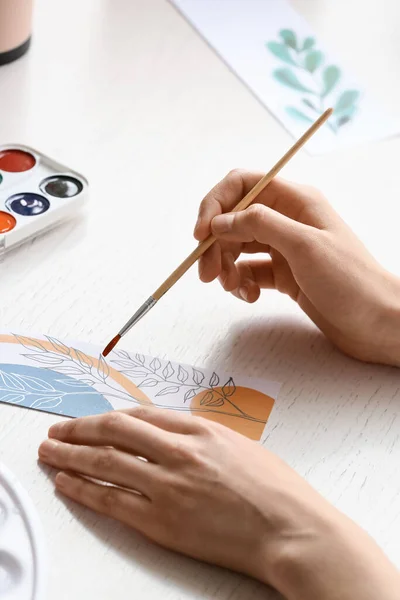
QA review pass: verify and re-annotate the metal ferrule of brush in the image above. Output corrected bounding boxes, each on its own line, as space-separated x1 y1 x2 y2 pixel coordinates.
119 296 157 337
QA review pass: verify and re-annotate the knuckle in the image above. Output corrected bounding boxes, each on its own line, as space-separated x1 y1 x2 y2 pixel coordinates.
245 204 267 235
299 183 323 200
99 411 125 435
129 405 153 421
93 449 115 472
201 418 225 436
175 437 208 468
246 203 265 221
99 487 118 512
170 438 196 463
226 168 246 190
61 474 86 503
290 228 317 256
297 184 331 214
188 446 207 468
192 417 217 438
227 167 245 179
191 416 209 433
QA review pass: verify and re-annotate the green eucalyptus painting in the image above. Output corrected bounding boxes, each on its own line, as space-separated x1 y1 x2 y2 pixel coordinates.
266 29 360 133
171 0 396 154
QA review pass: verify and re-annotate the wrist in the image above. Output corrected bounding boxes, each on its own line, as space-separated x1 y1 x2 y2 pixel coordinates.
368 271 400 367
260 509 400 600
259 508 343 598
340 268 400 367
248 485 345 592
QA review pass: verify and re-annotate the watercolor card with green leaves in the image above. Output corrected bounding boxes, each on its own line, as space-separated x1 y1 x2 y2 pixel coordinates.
171 0 398 154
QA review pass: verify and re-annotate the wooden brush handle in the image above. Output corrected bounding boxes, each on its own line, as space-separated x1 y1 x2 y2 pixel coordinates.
153 236 216 300
152 108 332 302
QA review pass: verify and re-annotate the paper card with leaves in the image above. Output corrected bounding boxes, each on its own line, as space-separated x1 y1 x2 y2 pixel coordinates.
170 0 400 154
0 333 280 441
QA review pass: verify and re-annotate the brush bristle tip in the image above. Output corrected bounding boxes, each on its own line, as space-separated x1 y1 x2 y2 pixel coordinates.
102 334 121 358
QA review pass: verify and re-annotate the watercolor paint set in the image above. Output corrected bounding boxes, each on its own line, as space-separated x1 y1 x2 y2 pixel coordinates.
0 144 88 257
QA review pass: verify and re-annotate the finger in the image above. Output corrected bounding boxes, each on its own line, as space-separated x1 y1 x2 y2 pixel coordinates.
48 412 172 464
228 259 275 303
219 252 240 292
238 259 276 290
267 250 300 300
200 239 270 288
39 440 156 497
120 406 207 434
194 169 264 241
198 241 221 283
211 203 311 258
55 471 150 528
230 278 261 304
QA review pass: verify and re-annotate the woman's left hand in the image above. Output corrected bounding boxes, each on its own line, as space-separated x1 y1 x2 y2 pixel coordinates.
38 406 330 589
38 407 400 600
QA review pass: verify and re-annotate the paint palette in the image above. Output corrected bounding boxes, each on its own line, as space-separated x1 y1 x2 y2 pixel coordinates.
0 463 46 599
0 144 88 256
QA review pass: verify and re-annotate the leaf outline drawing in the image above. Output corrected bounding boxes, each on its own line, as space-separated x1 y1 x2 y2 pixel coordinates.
110 352 264 423
184 389 197 402
192 368 205 386
177 365 188 383
150 357 161 372
162 362 174 379
1 393 25 404
97 354 110 381
209 372 220 388
155 386 180 397
10 335 269 426
13 335 146 408
13 335 47 353
31 396 63 409
140 378 159 388
74 349 92 368
0 364 113 416
222 377 236 397
45 336 70 356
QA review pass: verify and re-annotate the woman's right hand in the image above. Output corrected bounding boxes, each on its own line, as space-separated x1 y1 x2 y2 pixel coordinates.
194 170 400 366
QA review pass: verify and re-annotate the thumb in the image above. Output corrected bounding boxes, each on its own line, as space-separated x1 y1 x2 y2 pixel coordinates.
211 203 312 257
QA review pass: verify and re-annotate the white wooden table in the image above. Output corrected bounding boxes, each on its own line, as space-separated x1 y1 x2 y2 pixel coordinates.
1 0 400 597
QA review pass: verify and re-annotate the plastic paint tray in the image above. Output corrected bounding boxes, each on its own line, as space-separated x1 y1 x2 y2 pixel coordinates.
0 463 46 599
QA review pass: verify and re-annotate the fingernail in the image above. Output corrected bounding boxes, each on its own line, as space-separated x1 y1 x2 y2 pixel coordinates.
194 216 202 235
212 214 234 234
239 278 253 301
48 421 64 438
218 272 228 288
55 471 69 490
38 439 58 459
239 286 249 301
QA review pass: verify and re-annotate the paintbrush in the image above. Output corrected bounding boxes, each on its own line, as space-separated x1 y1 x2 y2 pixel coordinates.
102 108 333 357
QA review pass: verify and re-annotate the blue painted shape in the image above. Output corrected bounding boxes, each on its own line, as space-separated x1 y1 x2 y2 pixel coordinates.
0 364 113 417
